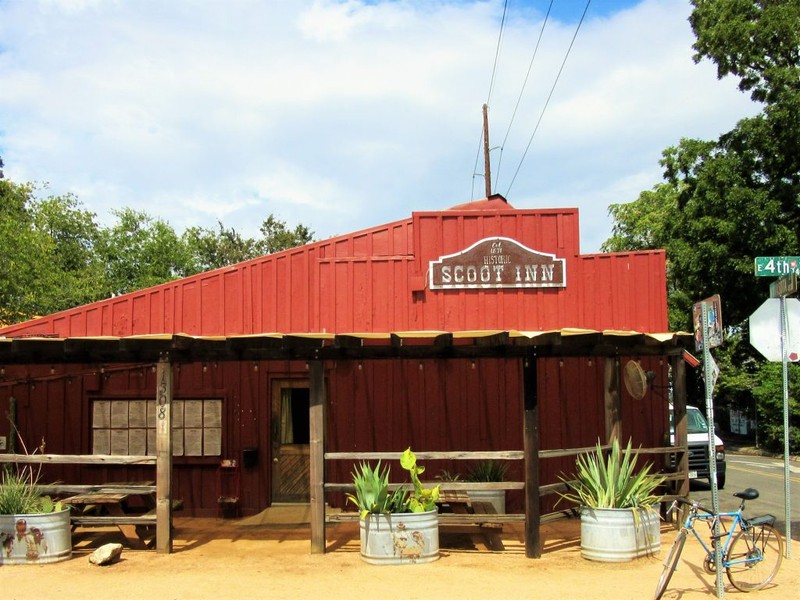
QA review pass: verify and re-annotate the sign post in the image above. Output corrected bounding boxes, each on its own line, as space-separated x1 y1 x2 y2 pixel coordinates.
693 294 724 598
749 294 798 559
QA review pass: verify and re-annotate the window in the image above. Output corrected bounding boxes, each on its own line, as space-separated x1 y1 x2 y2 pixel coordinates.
92 398 222 456
279 386 310 445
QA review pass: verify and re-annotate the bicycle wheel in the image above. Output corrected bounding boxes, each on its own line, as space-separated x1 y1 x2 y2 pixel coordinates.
726 523 783 592
654 530 687 600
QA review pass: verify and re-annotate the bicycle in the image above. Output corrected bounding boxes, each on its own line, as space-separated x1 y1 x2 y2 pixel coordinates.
654 488 783 600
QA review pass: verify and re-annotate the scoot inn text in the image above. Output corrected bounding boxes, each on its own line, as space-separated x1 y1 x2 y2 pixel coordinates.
429 237 566 290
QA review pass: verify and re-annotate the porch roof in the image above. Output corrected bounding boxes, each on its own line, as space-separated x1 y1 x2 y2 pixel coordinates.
0 328 691 364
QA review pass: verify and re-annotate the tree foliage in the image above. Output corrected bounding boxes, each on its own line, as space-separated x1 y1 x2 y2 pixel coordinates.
604 0 800 442
0 171 314 325
752 362 800 453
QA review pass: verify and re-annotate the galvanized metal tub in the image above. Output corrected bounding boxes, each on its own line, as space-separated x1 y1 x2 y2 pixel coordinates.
467 489 506 514
0 508 72 564
359 510 439 565
580 506 660 562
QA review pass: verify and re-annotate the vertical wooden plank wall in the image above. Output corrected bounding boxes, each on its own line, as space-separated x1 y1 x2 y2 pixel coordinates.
0 208 669 339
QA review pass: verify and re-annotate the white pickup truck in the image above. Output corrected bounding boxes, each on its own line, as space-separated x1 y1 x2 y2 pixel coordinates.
668 405 727 489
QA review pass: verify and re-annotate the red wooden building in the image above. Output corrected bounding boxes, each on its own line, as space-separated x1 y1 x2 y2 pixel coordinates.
0 195 685 528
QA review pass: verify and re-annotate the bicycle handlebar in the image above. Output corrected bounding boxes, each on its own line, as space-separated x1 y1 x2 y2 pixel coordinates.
670 496 715 516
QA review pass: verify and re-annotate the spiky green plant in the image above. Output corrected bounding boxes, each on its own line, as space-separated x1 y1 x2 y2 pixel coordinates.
466 460 508 482
0 465 63 515
558 438 665 510
346 460 408 519
347 448 440 518
0 426 63 515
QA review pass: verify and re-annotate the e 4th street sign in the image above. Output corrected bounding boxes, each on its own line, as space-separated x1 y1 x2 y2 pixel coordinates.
755 256 800 277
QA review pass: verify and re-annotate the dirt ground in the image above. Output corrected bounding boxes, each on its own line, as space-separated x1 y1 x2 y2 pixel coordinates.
3 514 800 600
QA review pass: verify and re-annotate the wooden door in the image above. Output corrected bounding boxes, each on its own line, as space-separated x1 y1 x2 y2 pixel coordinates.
271 379 311 503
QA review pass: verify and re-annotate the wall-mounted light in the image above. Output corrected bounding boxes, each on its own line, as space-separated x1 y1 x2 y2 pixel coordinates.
418 362 424 371
203 363 208 373
470 360 476 370
357 362 363 371
253 363 259 372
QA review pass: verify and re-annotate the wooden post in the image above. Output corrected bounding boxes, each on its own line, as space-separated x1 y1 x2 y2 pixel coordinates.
483 103 492 198
604 357 621 444
522 353 541 558
671 356 689 498
155 355 173 554
309 360 326 554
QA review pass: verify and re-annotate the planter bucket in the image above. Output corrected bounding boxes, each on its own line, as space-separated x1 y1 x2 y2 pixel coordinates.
0 508 72 564
580 506 660 562
467 489 506 514
359 510 439 565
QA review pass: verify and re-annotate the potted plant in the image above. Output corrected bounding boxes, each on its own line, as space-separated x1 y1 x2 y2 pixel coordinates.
347 447 440 564
466 460 508 514
558 437 665 562
1 438 72 564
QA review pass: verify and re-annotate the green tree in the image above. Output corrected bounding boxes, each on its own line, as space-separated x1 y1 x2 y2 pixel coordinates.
751 361 800 453
257 215 314 255
95 208 192 296
604 0 800 442
182 222 262 274
0 181 103 324
182 215 314 274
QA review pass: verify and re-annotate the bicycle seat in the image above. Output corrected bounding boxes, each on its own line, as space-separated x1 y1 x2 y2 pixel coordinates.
733 488 759 500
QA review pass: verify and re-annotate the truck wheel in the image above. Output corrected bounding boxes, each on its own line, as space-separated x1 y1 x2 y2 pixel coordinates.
716 474 726 490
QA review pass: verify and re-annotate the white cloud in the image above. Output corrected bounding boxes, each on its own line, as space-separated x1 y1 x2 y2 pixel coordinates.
0 0 760 251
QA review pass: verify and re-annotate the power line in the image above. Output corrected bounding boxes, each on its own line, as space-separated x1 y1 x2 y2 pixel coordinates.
471 0 509 200
505 0 592 197
495 0 554 191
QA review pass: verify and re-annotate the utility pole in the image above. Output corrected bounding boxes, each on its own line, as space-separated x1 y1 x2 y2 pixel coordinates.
483 103 492 198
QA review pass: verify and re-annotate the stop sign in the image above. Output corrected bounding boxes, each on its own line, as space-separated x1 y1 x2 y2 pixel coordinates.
749 297 800 361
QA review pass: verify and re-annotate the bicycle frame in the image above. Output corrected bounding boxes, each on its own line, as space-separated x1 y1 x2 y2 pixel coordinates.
677 499 758 570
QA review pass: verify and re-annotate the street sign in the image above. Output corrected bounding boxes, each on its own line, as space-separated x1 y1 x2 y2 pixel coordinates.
755 256 800 277
770 274 798 298
692 295 723 351
749 297 800 361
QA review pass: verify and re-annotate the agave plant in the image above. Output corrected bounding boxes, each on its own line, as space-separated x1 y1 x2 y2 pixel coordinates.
558 437 665 510
346 447 440 518
466 459 508 482
346 461 408 519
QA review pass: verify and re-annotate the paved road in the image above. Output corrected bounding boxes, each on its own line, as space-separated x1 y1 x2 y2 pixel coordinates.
688 452 800 542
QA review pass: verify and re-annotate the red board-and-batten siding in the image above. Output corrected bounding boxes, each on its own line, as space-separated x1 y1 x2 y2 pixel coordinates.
1 207 667 337
0 203 669 516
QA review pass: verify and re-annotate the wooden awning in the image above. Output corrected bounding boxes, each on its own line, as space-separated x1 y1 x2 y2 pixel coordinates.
0 329 691 364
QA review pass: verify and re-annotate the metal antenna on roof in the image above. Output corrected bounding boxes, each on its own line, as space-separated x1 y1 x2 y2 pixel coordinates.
483 103 492 198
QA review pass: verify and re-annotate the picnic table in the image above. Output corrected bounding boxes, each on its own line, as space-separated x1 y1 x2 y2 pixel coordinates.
64 482 157 550
437 490 505 551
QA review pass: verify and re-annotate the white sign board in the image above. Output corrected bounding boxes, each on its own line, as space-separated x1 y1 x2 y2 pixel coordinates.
749 298 800 361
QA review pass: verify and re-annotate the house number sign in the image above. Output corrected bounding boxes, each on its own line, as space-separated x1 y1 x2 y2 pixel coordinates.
429 236 566 290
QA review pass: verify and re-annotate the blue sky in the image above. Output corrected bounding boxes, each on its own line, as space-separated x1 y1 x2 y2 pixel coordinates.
0 0 757 253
